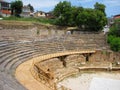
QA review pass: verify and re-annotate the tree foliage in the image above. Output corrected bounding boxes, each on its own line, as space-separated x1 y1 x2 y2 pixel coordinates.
11 0 23 17
54 1 72 26
28 4 34 12
53 1 107 31
107 35 120 52
71 6 84 26
109 22 120 37
94 2 106 16
107 20 120 52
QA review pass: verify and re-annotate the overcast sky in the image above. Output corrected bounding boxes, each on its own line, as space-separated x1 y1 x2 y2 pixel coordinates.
6 0 120 17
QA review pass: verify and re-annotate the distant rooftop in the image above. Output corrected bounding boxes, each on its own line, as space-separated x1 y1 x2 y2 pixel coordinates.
0 0 10 3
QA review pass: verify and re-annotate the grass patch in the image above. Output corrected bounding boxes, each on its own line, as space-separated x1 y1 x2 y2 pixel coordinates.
3 16 56 25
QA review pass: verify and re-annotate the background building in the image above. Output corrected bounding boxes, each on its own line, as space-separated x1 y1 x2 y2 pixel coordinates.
0 0 11 17
34 11 46 18
20 5 31 17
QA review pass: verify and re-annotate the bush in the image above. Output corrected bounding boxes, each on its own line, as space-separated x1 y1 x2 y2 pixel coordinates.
107 18 120 52
107 35 120 52
109 23 120 37
110 37 120 51
107 35 114 43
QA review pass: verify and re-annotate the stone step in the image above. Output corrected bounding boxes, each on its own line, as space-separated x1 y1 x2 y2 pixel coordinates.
10 52 45 75
0 47 33 65
5 51 35 72
0 73 26 90
0 47 20 59
0 44 15 51
1 50 35 71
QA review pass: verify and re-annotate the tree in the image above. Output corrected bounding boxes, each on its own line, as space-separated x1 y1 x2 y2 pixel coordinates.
28 4 34 12
11 0 23 17
53 1 107 31
53 1 72 26
70 6 83 26
76 8 107 31
94 2 106 16
94 2 107 30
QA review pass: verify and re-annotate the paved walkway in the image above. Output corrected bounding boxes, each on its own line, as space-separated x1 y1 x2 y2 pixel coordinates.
33 50 95 63
15 50 95 90
15 59 51 90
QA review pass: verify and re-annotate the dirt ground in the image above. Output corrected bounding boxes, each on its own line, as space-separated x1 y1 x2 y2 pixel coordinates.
58 72 120 90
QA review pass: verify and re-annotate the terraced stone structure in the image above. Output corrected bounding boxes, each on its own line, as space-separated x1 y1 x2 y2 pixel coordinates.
31 51 95 89
0 21 120 90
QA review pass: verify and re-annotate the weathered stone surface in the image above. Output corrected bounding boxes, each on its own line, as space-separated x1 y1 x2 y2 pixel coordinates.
0 22 119 90
0 27 3 30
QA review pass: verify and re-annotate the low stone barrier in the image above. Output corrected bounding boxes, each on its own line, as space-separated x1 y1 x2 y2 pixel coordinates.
77 67 120 72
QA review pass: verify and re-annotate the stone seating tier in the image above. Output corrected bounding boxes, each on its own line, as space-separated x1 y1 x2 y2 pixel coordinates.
0 32 109 90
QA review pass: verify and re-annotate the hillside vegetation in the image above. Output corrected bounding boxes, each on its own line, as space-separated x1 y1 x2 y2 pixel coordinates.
2 1 107 32
3 16 56 25
107 19 120 52
53 1 107 31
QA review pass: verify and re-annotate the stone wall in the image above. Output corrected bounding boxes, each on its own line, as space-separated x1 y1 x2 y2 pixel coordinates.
65 55 85 67
38 58 63 72
34 50 120 81
0 21 67 30
32 50 120 90
89 50 120 63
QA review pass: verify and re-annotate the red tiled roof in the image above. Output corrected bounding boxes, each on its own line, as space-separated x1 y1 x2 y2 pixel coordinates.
1 10 11 14
114 14 120 19
0 0 10 3
114 16 120 19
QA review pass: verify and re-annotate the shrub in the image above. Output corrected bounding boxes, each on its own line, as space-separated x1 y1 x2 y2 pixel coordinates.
107 35 120 52
107 18 120 52
110 37 120 51
109 23 120 37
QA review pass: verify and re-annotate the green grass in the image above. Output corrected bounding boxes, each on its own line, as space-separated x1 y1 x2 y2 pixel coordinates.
3 16 56 25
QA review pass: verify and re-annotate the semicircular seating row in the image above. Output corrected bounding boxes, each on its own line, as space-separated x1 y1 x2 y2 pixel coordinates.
0 33 106 90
